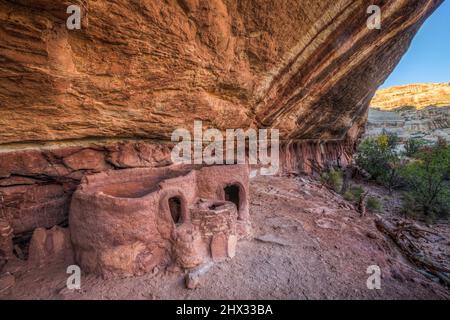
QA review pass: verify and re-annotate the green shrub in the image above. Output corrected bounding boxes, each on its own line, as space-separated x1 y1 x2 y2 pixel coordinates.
343 185 364 202
320 167 343 192
401 193 420 219
351 185 364 199
404 137 427 158
366 197 382 212
400 142 450 219
343 191 354 201
355 131 403 192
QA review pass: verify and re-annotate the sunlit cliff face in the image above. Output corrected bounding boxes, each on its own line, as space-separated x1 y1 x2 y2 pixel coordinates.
370 83 450 111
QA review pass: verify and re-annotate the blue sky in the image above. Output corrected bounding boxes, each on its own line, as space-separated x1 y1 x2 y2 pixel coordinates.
380 0 450 88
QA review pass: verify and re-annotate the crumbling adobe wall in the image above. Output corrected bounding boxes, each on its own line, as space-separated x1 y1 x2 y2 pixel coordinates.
196 165 251 237
69 164 250 278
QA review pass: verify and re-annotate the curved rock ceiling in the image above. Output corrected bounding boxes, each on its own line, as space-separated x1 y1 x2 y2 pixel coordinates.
0 0 443 145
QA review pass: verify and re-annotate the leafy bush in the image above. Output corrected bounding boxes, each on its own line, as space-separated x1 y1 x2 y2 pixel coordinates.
320 167 343 192
355 131 403 192
404 137 427 157
343 185 365 202
401 193 421 219
400 142 450 219
366 197 382 212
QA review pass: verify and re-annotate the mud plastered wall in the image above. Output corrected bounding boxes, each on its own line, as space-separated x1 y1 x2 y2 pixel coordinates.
69 164 249 278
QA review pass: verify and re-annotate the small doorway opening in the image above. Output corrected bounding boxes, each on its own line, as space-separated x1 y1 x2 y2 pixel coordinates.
168 196 182 225
224 184 240 211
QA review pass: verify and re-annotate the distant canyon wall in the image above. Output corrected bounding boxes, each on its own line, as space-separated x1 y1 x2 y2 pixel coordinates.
367 83 450 142
370 83 450 110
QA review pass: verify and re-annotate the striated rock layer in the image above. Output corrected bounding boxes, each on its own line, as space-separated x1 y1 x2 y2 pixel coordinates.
0 0 444 241
0 0 443 143
0 141 173 236
366 106 450 142
370 83 450 110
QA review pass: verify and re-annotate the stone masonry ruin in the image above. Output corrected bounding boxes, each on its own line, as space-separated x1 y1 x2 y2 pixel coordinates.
69 164 250 278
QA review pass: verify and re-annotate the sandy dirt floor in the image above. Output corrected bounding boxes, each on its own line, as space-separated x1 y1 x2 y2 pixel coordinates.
1 175 449 300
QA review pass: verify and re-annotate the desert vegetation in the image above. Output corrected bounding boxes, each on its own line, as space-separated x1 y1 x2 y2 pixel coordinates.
320 132 449 222
355 133 449 222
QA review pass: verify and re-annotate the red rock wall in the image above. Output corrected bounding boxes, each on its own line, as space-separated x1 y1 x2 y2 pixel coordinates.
0 141 173 235
0 0 443 144
280 120 364 175
280 140 352 175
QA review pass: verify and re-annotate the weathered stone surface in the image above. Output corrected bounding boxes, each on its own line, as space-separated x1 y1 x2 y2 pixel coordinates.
0 216 13 261
106 142 173 168
97 241 163 279
69 164 248 278
174 224 208 269
0 141 173 235
210 233 237 261
63 149 110 171
1 184 69 234
255 234 291 247
227 235 237 259
280 121 362 174
0 272 15 295
371 83 450 110
0 0 442 144
191 201 238 238
28 226 74 267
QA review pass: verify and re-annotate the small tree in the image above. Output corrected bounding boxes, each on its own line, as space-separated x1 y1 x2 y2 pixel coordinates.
401 142 450 218
355 131 403 192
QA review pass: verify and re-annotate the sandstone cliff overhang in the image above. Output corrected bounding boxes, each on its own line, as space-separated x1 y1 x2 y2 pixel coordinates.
0 0 443 146
0 0 444 247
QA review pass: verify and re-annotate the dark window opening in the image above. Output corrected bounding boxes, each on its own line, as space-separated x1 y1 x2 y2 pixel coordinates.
209 202 225 210
224 185 240 211
168 197 182 224
12 232 33 260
